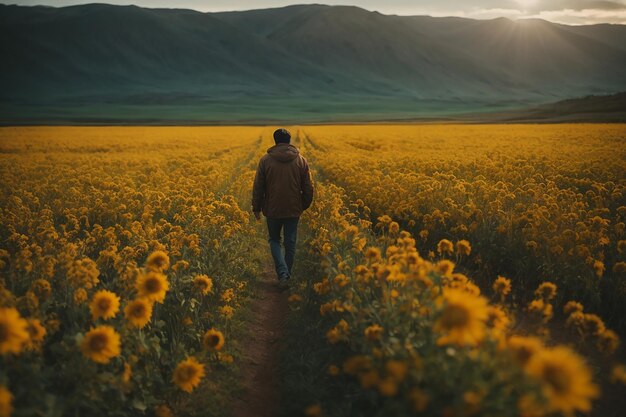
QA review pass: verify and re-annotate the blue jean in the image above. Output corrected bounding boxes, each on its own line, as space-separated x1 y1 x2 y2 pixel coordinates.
266 217 299 279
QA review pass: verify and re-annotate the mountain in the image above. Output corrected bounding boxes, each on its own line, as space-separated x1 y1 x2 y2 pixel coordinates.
491 91 626 123
1 3 625 123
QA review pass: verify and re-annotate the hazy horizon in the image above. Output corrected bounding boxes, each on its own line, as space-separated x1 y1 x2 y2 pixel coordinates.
2 0 626 25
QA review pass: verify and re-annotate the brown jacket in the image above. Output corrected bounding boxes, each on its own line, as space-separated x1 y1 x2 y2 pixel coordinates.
252 143 314 218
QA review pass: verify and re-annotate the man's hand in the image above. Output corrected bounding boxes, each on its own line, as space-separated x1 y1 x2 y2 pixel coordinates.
253 211 261 221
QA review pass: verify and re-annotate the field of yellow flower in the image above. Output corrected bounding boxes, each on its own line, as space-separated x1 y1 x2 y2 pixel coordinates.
1 125 625 417
0 127 272 417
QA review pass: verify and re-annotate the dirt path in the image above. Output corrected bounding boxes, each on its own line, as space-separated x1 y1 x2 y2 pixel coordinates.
232 263 288 417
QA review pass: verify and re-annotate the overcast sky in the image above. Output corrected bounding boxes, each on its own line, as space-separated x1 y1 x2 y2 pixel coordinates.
3 1 626 24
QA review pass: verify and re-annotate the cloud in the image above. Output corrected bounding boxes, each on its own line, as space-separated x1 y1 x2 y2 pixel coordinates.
420 1 626 24
526 1 626 12
527 7 626 24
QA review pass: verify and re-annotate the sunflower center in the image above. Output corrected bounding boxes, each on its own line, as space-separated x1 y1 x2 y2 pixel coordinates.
145 278 161 293
180 366 196 381
543 364 570 394
440 304 470 328
89 333 108 351
209 335 220 346
132 304 146 317
98 298 111 311
516 347 533 364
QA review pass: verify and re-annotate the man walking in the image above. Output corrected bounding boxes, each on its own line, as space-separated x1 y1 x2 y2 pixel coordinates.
252 128 314 289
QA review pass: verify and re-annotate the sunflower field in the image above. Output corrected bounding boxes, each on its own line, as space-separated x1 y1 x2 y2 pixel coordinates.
1 125 625 417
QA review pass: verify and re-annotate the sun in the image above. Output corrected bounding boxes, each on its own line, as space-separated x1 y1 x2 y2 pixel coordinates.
516 0 537 8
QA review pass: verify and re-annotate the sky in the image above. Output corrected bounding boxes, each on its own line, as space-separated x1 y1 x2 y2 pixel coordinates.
3 0 626 24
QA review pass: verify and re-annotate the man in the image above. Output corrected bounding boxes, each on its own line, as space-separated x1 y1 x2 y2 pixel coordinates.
252 128 314 290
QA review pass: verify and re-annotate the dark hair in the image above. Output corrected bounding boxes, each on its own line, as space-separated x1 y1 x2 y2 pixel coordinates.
273 128 291 144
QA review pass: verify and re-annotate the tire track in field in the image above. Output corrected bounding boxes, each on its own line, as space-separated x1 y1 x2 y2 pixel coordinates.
216 134 264 195
232 262 289 417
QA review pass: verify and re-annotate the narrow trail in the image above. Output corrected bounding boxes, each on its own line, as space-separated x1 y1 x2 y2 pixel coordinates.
232 262 289 417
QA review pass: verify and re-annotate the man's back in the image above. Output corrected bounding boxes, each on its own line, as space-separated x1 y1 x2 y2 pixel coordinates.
252 142 313 219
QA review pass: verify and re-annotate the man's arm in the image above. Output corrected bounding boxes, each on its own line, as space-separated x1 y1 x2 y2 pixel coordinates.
252 159 266 216
300 158 314 210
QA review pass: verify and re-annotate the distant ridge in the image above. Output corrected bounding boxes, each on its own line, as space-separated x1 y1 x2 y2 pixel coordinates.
1 3 625 123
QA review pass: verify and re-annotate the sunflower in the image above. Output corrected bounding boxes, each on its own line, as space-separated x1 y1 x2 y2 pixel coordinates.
89 290 120 320
597 330 619 355
528 299 553 323
486 305 510 336
30 278 52 301
0 307 29 355
525 346 599 416
124 299 153 328
0 385 12 417
173 357 205 393
24 318 47 350
364 324 384 341
534 282 557 301
434 287 488 346
81 325 121 364
492 276 511 298
435 260 455 277
563 301 583 315
136 271 169 303
437 239 454 255
73 288 88 305
364 247 381 261
146 250 170 272
456 240 471 256
203 328 225 351
192 274 213 295
507 335 543 365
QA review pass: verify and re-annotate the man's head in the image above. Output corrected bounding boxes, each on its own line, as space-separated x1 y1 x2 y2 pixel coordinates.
273 128 291 144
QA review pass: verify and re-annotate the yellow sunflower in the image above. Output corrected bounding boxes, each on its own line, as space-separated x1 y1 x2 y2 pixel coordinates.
124 298 153 328
525 346 599 416
146 250 170 272
192 274 213 295
0 307 29 355
534 282 557 301
364 324 384 341
173 357 205 393
456 240 471 256
492 276 511 298
486 305 510 336
202 328 225 351
73 288 88 305
89 290 120 320
434 287 488 346
24 318 47 350
136 271 169 303
563 301 583 315
507 335 543 365
81 325 121 364
437 239 454 255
